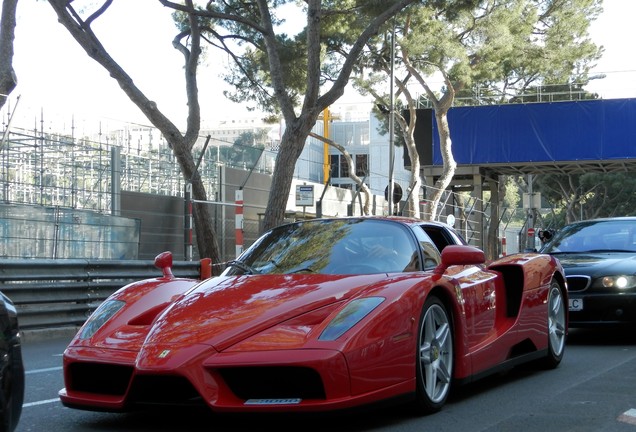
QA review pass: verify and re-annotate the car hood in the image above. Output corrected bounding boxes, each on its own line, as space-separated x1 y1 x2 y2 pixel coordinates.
551 252 636 276
143 273 389 352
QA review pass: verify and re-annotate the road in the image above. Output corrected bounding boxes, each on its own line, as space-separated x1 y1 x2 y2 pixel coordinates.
15 328 636 432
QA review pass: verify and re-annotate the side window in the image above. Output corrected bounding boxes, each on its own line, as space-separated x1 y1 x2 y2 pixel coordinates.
420 226 452 253
412 228 441 270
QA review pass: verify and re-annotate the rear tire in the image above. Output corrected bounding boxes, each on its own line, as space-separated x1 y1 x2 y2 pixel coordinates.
541 280 566 369
413 296 453 415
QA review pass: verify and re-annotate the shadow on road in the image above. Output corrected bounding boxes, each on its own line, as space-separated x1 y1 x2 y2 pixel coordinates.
566 326 636 346
68 403 420 432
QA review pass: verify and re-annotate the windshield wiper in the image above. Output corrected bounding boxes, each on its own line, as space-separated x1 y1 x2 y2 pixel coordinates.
550 249 633 254
585 249 634 253
226 260 259 274
289 267 316 274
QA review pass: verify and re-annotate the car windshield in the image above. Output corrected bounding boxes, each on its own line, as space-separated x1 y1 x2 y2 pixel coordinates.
222 219 422 275
541 219 636 253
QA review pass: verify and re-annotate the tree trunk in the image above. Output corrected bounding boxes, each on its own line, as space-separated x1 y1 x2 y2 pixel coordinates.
404 131 421 218
0 0 18 110
47 0 222 265
486 174 501 260
395 110 421 219
168 136 220 264
262 120 315 232
427 109 456 221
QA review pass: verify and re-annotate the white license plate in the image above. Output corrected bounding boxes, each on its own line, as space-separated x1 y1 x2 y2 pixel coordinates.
244 398 302 405
569 298 583 311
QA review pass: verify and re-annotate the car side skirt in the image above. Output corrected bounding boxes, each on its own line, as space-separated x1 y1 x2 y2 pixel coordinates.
454 349 548 386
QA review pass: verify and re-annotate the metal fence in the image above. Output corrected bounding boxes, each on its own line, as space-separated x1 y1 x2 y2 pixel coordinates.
0 121 281 260
1 125 231 212
0 203 141 259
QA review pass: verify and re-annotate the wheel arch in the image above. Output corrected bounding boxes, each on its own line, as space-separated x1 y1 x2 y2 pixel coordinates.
425 284 470 379
552 270 567 298
549 270 569 333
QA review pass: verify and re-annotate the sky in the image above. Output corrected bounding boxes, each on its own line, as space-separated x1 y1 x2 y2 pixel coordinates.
5 0 636 133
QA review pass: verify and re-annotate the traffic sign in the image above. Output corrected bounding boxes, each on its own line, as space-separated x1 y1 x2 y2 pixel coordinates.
296 184 314 207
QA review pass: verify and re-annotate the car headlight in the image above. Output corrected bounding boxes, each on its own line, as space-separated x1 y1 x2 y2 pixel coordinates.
78 300 125 339
319 297 384 341
595 276 636 290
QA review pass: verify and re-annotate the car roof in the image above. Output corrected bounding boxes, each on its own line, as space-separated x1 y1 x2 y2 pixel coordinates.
321 216 456 229
564 216 636 226
282 215 450 225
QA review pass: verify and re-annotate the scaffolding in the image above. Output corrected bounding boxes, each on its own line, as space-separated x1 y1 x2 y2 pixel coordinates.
0 119 276 213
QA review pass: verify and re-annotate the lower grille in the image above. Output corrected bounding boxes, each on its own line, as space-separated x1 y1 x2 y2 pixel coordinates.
219 366 326 400
68 363 133 396
127 375 203 406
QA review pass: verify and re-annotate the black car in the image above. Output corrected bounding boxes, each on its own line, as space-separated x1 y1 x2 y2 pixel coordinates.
540 217 636 327
0 292 24 432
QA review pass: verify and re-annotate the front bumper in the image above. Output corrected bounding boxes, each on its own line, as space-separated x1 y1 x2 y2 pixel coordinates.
59 344 414 413
568 292 636 326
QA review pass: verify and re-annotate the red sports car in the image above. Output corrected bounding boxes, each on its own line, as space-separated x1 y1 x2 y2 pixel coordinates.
59 217 567 415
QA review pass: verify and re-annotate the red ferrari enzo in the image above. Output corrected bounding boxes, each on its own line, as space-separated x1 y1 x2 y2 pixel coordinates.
59 217 567 415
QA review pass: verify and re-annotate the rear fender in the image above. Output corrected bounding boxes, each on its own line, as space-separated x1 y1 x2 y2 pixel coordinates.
487 253 564 318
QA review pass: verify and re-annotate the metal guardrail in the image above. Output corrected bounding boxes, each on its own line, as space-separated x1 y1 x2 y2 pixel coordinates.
0 258 205 331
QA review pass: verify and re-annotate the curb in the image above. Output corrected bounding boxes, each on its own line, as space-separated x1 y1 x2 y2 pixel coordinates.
21 326 81 343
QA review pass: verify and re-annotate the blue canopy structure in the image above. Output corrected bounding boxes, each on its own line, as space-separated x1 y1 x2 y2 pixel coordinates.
419 98 636 175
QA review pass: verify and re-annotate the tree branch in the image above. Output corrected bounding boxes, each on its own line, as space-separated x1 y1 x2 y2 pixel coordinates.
317 0 419 109
85 0 113 28
309 131 370 215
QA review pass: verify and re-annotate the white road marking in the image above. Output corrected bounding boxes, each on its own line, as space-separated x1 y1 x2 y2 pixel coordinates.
23 398 60 408
22 367 64 408
26 366 63 375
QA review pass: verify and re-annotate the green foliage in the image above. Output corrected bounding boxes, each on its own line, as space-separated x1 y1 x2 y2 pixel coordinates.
502 176 520 209
190 0 424 113
357 0 603 105
508 83 598 104
352 0 602 225
222 130 267 168
536 172 636 225
175 0 303 112
353 0 603 124
222 33 308 111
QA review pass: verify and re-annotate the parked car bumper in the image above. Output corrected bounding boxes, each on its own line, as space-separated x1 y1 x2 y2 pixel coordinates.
568 292 636 326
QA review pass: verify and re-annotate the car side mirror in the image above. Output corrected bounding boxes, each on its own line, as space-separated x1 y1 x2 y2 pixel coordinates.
154 251 174 279
433 245 486 275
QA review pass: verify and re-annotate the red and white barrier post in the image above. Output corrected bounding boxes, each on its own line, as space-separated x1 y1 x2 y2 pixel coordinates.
184 182 193 261
235 189 244 257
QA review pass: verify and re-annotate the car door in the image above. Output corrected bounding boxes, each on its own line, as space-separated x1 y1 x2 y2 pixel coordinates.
415 226 499 356
450 265 499 355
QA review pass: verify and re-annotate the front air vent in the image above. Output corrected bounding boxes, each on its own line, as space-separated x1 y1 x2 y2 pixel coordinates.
68 363 133 395
566 275 591 292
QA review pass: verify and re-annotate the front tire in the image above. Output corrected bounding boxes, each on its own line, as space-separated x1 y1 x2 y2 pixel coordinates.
0 341 24 432
413 296 453 414
542 280 566 369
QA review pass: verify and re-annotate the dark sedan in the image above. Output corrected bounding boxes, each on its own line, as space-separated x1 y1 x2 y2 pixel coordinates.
540 217 636 327
0 291 24 432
